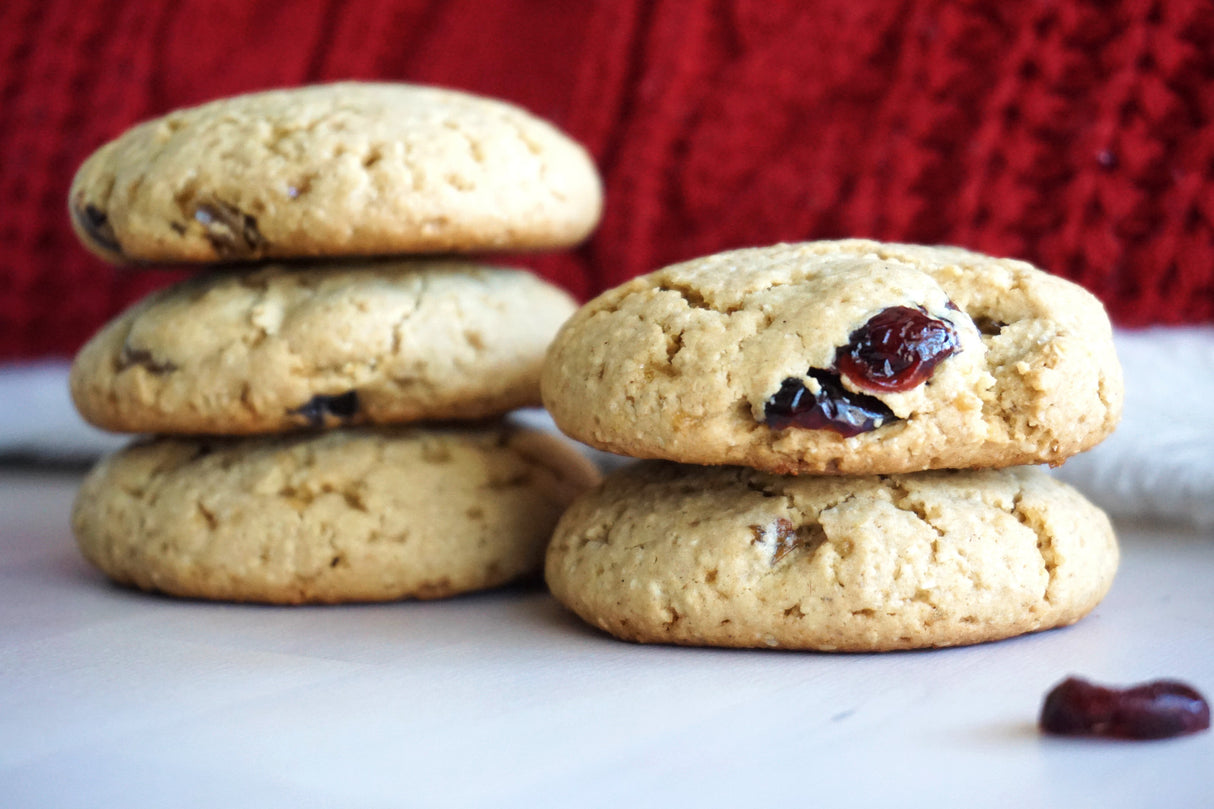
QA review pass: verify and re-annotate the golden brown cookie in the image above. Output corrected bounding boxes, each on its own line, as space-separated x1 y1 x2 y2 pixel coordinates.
70 260 576 435
542 240 1123 474
546 462 1118 651
69 82 602 262
73 423 601 603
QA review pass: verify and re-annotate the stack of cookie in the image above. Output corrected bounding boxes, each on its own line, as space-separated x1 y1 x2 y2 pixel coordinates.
67 82 603 604
543 240 1123 651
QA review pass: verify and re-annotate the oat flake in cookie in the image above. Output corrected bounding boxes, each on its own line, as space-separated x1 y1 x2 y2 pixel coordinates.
546 463 1118 651
73 424 601 604
69 82 603 263
70 260 577 435
542 240 1123 475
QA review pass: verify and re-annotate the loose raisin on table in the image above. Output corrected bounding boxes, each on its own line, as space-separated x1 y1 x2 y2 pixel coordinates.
1039 676 1211 740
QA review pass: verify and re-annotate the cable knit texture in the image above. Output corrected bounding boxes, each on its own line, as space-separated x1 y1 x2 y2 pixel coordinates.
1 0 1211 360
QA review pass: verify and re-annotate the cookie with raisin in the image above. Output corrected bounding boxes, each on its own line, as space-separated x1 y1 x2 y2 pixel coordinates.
542 240 1122 474
546 462 1118 650
71 260 576 434
69 82 602 263
73 423 600 603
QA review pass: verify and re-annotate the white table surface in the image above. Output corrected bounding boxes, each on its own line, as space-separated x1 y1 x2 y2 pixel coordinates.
1 466 1211 809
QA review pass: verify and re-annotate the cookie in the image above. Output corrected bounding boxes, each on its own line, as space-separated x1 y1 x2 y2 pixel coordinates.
69 82 602 262
70 260 577 435
546 462 1118 651
72 423 601 603
542 240 1123 474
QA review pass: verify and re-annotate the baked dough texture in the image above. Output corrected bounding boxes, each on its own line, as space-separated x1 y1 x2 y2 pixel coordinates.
546 462 1118 651
70 260 577 434
542 240 1123 474
73 424 601 603
69 82 603 262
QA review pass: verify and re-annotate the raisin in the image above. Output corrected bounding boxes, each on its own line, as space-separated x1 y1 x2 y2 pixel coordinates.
761 305 963 436
764 370 895 437
116 346 178 375
750 517 826 564
835 306 960 393
1040 676 1211 740
71 200 122 254
194 200 263 257
291 391 360 428
972 316 1007 336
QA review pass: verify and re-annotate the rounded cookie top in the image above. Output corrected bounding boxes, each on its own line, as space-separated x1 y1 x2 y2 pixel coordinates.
542 240 1123 474
69 82 603 262
73 423 601 604
546 462 1118 651
70 260 577 435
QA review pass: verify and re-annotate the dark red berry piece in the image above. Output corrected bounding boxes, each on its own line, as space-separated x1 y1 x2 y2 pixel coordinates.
1040 676 1211 740
835 306 960 393
764 370 896 437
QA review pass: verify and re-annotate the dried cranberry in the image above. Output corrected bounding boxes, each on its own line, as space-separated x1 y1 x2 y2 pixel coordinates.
1040 676 1211 740
835 306 960 393
760 305 963 435
763 370 895 437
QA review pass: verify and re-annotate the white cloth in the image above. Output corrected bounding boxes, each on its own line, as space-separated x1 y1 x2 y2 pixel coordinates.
0 361 125 461
1052 326 1214 528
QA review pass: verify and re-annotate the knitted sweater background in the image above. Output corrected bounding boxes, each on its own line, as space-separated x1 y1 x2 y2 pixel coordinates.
1 0 1211 360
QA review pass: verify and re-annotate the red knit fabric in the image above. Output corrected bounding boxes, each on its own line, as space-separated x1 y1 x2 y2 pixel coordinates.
1 0 1211 360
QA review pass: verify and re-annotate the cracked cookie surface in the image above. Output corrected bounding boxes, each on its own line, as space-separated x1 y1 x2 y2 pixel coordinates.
69 82 603 262
542 240 1123 474
73 423 601 603
70 260 577 434
546 462 1118 651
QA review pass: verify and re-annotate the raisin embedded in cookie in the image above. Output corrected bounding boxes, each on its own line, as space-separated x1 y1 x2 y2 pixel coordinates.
69 82 603 263
70 260 577 435
541 240 1123 475
72 424 601 604
546 462 1118 651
